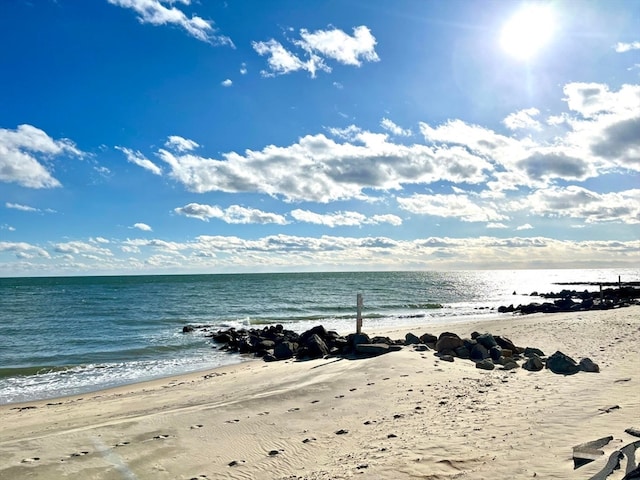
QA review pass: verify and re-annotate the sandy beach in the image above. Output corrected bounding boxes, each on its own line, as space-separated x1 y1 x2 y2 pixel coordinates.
1 306 638 480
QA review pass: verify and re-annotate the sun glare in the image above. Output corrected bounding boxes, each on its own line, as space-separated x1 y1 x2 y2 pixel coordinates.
500 4 555 60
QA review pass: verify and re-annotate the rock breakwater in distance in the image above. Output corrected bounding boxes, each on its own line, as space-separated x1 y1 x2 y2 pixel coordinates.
498 285 640 315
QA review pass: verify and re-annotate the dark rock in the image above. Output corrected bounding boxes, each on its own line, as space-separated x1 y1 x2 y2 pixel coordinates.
413 344 429 352
274 341 297 360
257 339 275 350
436 332 463 353
470 343 490 361
355 343 390 356
490 345 503 361
182 325 195 333
454 345 470 359
494 335 519 352
438 354 454 362
579 357 600 373
522 355 544 371
501 360 519 370
404 333 421 345
547 351 580 375
476 359 495 370
301 334 329 359
420 333 438 346
476 333 498 349
524 346 545 357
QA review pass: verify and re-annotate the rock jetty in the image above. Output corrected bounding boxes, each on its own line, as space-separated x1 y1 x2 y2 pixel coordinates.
183 324 599 375
498 285 640 315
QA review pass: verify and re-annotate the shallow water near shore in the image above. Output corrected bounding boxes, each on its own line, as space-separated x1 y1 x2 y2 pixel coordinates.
0 268 636 404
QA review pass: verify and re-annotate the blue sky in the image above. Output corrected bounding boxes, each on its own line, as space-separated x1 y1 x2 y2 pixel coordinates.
1 0 639 276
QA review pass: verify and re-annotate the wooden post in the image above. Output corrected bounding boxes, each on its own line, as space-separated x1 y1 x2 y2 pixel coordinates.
356 293 363 334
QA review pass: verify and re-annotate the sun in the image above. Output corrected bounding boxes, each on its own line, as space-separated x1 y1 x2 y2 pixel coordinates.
500 4 555 60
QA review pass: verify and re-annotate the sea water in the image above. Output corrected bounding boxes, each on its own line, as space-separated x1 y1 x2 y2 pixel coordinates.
0 269 636 404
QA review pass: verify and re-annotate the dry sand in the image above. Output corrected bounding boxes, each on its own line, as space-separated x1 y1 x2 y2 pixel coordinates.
1 306 639 480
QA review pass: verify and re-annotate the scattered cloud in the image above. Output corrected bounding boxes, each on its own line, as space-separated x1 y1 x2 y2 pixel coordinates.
614 41 640 53
1 224 16 232
53 241 113 257
252 25 378 77
397 193 508 223
165 135 199 152
516 223 534 230
290 209 401 227
106 0 233 46
221 78 233 87
132 222 153 231
174 202 288 224
116 146 162 175
6 202 38 212
0 241 51 259
240 62 247 75
503 107 541 131
0 124 82 188
380 118 412 136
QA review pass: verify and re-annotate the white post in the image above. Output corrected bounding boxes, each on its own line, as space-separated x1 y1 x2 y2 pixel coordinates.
356 293 363 334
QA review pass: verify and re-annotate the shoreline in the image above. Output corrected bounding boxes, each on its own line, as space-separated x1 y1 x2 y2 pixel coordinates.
1 306 639 479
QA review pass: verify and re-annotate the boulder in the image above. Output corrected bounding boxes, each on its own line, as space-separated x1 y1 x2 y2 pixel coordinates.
355 343 390 357
579 357 600 373
298 334 329 359
470 343 490 361
476 359 495 370
404 333 421 345
524 346 545 357
454 345 470 359
547 351 580 375
494 335 519 352
476 333 498 349
436 332 463 353
490 345 503 361
274 341 297 360
420 333 438 346
522 355 544 371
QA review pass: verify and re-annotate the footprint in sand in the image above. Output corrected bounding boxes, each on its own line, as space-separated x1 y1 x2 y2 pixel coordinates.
335 395 344 399
225 419 240 423
153 434 171 440
311 400 320 404
114 442 130 447
21 457 40 463
287 407 300 412
190 424 204 429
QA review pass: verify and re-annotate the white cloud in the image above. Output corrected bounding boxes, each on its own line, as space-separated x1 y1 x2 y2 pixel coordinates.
165 135 199 152
221 78 233 87
6 202 38 212
615 41 640 52
155 131 490 202
106 0 233 46
0 241 50 259
174 202 287 224
1 224 16 231
290 209 401 227
53 241 113 257
116 146 162 175
523 186 640 224
516 224 534 230
240 62 247 75
297 25 379 66
0 124 82 188
253 25 378 77
132 222 153 231
503 108 541 130
380 118 412 136
487 223 508 229
397 193 508 223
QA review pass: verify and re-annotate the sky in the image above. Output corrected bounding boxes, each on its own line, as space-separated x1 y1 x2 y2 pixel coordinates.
1 0 639 277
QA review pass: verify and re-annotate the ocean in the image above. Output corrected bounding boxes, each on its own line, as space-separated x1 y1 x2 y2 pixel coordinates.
0 269 636 404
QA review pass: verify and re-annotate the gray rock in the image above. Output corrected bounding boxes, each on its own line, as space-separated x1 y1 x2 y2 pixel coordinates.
355 343 390 356
420 333 438 346
522 355 544 371
501 360 519 370
476 359 495 370
579 357 600 373
490 345 503 361
547 350 580 375
470 343 490 361
274 341 297 360
476 333 498 349
524 346 545 357
404 332 421 345
436 332 463 353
